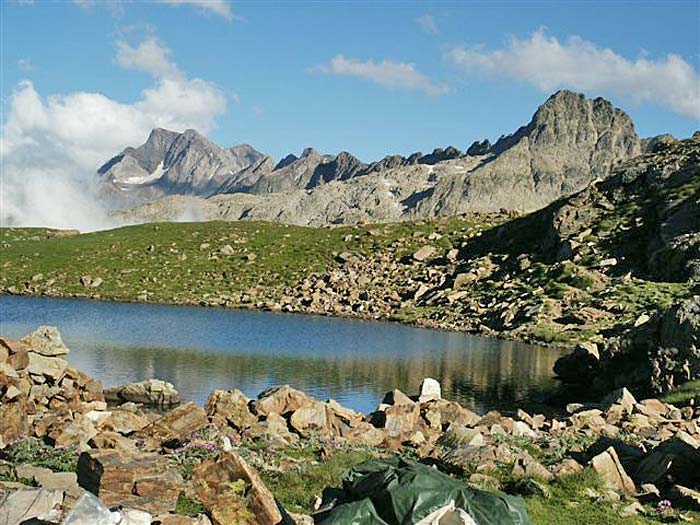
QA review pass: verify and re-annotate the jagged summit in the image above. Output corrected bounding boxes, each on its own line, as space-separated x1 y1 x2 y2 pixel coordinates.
106 91 647 225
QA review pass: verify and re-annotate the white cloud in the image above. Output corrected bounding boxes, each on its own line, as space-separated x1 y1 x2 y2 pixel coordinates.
115 37 182 79
17 58 35 71
416 14 438 35
317 54 448 96
157 0 238 21
449 28 700 119
0 36 227 230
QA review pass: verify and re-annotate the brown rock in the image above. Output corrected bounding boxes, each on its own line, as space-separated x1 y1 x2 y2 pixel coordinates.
552 459 584 478
7 349 29 371
138 402 208 446
205 389 257 431
0 399 31 447
50 414 97 449
591 447 636 493
99 409 150 435
373 403 420 438
193 451 289 525
77 449 184 514
252 385 312 416
289 400 327 435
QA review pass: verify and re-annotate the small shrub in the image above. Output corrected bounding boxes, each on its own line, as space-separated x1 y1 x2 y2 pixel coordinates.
175 493 205 516
0 438 78 472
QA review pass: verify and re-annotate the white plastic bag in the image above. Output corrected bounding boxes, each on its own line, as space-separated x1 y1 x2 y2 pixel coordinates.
62 492 120 525
415 501 477 525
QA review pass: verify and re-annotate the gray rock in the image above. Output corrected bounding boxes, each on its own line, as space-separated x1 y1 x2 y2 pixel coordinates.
0 488 64 525
20 326 69 357
104 379 181 408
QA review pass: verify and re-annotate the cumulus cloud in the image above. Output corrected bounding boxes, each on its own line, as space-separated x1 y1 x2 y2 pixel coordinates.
449 28 700 119
317 54 448 96
115 37 182 79
416 14 439 35
0 36 227 230
157 0 238 21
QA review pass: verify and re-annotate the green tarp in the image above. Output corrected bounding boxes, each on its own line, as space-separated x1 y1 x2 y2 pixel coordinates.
318 458 531 525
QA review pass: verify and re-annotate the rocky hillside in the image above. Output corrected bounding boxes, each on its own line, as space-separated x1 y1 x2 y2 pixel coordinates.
114 91 642 225
2 138 695 352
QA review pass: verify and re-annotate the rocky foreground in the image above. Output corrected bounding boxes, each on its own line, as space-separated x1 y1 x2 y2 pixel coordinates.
2 327 700 524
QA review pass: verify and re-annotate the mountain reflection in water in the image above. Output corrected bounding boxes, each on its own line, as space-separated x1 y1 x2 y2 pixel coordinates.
0 295 563 414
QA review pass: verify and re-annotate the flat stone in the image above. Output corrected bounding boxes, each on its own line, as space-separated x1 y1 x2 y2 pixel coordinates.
27 353 68 382
138 402 208 446
104 379 181 408
412 245 437 262
0 488 64 525
77 450 184 514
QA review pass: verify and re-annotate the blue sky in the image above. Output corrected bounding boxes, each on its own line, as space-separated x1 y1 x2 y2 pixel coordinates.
2 0 699 164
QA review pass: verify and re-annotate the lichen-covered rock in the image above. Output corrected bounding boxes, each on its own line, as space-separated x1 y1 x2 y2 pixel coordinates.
205 389 257 432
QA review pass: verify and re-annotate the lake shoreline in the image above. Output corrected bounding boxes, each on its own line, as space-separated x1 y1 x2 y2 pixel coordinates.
0 294 563 416
0 288 560 348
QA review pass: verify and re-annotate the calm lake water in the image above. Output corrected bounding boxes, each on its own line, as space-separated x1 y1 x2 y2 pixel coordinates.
0 295 563 414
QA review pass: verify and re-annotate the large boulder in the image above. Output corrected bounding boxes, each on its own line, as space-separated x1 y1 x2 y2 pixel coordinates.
591 446 636 493
252 385 313 417
104 379 181 408
77 450 184 514
205 389 257 432
20 326 70 357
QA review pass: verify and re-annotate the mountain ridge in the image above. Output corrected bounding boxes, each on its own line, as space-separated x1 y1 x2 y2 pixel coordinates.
103 90 663 225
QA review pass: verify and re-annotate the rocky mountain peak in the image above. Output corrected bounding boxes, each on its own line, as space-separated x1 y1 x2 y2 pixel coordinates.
301 147 319 158
275 154 299 170
419 146 463 165
466 139 492 156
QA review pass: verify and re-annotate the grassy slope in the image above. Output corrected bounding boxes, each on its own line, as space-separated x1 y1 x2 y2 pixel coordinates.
0 215 497 318
1 202 695 351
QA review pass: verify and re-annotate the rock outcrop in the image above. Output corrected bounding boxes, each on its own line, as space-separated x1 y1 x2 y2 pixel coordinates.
557 295 700 397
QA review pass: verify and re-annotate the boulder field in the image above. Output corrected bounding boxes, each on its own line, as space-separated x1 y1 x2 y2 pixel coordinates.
2 326 700 523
